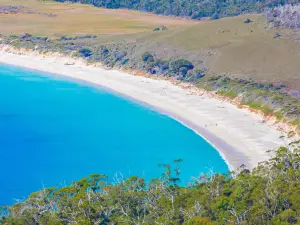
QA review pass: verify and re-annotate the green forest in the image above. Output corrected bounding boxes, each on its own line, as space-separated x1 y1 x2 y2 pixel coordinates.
54 0 300 19
1 146 300 224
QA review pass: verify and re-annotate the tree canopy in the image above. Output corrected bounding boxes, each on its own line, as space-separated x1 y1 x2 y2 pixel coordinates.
55 0 300 20
1 146 299 224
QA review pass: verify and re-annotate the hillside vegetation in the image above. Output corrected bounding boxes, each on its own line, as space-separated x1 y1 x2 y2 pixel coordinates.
0 0 300 131
54 0 300 20
265 4 300 29
1 146 300 224
0 0 194 36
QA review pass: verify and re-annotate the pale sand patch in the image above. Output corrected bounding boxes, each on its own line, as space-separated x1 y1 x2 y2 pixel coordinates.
0 48 287 171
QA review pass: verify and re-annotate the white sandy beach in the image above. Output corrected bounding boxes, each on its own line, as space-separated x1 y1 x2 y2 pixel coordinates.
0 47 288 170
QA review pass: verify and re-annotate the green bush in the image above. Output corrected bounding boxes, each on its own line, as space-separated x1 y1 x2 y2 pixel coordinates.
170 59 194 73
2 147 300 224
153 59 169 71
187 217 215 225
217 89 238 99
142 52 154 63
79 48 92 57
101 48 109 55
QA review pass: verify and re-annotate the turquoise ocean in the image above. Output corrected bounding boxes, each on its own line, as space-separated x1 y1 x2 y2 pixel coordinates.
0 63 228 205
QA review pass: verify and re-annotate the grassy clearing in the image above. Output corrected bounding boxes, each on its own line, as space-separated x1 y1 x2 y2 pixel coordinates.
217 89 238 99
242 101 274 116
291 119 300 126
274 111 284 120
137 14 300 90
1 0 299 89
0 0 195 38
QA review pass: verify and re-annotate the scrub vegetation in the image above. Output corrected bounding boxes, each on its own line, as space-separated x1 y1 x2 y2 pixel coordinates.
0 0 300 132
265 4 300 29
54 0 300 20
1 146 300 225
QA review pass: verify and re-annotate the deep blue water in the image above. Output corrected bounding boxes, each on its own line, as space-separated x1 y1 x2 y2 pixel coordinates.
0 63 228 205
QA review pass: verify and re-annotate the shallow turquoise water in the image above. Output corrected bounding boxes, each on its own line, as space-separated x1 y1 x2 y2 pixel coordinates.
0 63 228 205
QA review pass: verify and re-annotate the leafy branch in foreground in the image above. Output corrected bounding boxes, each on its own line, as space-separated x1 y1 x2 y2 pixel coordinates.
1 146 300 224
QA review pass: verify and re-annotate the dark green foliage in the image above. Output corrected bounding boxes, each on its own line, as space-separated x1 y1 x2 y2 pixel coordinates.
54 0 300 20
148 59 170 74
79 48 92 57
244 18 253 23
20 33 32 39
1 147 299 224
170 59 194 73
101 48 109 55
179 66 188 76
193 69 205 79
113 51 126 61
274 32 281 39
186 69 206 83
154 59 169 71
188 217 216 224
60 35 97 41
153 26 168 31
121 58 129 65
142 52 154 63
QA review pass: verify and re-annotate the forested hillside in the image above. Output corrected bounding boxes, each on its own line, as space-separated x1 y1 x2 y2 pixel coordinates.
1 146 300 224
55 0 300 19
1 0 300 131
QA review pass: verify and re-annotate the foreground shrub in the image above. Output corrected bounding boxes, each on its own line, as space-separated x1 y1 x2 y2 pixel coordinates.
170 59 194 73
79 48 92 57
142 52 154 63
1 146 299 224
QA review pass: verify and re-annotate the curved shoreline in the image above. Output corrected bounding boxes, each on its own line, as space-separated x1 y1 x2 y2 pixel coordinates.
0 47 287 170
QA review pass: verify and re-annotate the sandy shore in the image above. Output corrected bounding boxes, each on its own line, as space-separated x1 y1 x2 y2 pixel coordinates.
0 47 287 170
